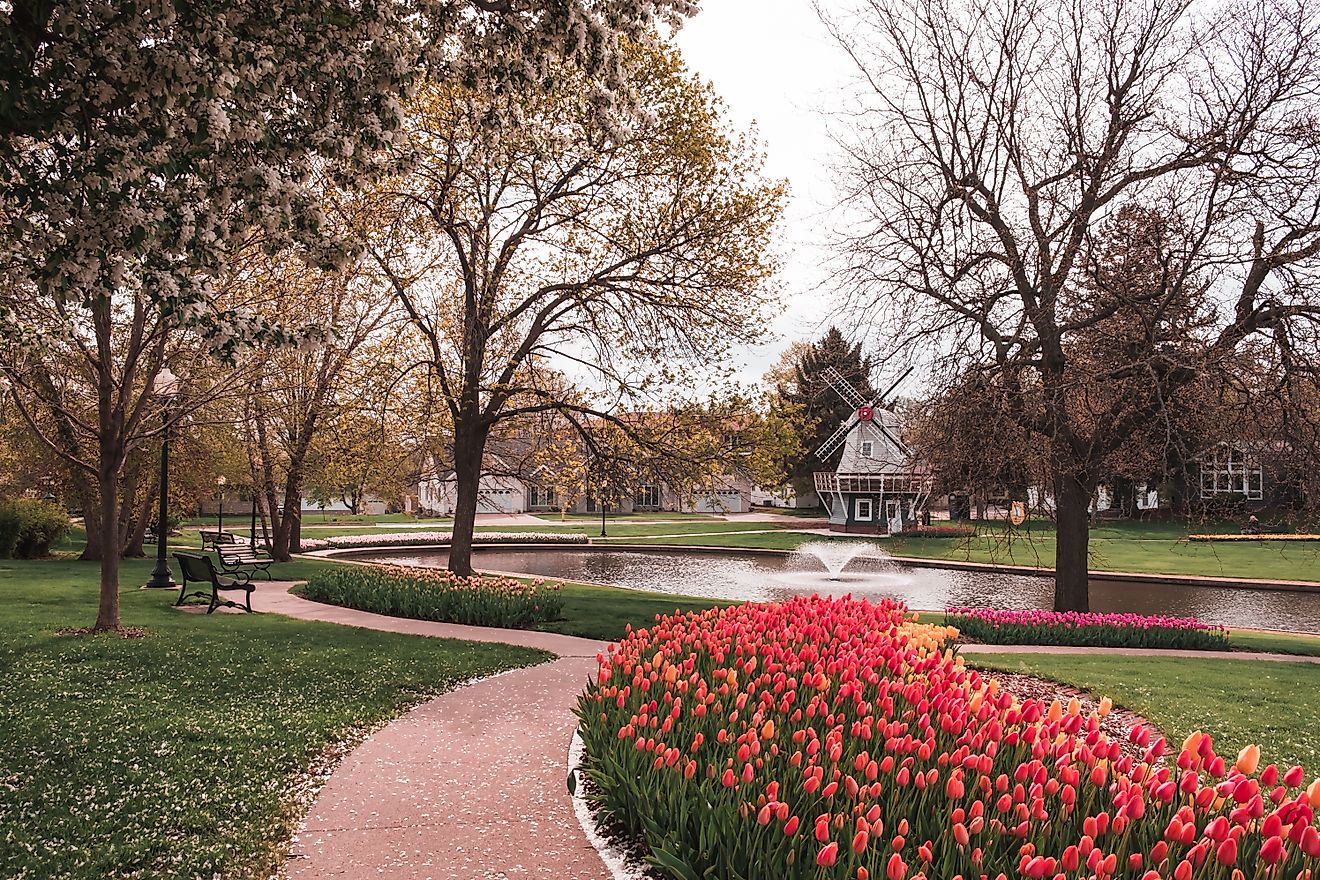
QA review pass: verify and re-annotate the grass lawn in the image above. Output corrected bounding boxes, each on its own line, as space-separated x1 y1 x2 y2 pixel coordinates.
181 512 450 527
535 582 733 641
891 519 1320 582
533 512 723 522
966 653 1320 770
1224 628 1320 657
0 554 546 880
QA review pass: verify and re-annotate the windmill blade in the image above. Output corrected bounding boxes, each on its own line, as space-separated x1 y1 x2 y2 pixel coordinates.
875 422 911 459
815 411 860 461
866 365 915 409
822 366 867 409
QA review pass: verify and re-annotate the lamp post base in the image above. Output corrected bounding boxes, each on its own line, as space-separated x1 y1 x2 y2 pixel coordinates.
144 565 177 589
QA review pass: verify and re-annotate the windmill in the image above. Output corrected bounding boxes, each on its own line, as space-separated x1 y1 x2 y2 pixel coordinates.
812 366 930 533
814 366 914 464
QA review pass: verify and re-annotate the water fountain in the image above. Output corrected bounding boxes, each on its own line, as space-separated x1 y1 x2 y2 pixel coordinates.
793 541 883 580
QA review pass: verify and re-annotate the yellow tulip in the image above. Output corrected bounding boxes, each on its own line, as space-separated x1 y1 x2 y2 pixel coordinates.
1183 731 1204 755
1098 697 1112 716
1235 744 1261 776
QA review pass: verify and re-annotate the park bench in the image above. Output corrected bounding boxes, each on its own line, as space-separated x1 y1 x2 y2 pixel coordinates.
199 529 239 550
173 552 255 614
216 543 274 581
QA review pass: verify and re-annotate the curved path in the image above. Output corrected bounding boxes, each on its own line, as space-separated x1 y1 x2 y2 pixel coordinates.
264 584 1320 880
264 586 611 880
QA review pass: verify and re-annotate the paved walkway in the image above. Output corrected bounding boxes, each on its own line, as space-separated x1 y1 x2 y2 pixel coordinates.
262 587 610 880
261 583 1319 880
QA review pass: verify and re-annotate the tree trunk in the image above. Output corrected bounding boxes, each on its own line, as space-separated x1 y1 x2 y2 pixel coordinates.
79 482 103 561
270 479 303 561
122 473 154 558
94 465 122 631
1053 471 1093 613
448 421 488 577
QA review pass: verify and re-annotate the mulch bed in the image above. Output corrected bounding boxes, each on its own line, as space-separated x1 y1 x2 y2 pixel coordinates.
55 625 149 638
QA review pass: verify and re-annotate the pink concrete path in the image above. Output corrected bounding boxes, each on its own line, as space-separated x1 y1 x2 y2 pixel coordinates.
262 586 611 880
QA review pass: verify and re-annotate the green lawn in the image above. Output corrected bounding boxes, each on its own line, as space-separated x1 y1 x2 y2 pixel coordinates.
535 582 733 641
181 512 449 527
891 519 1320 582
533 512 723 522
966 653 1320 770
0 555 545 880
1224 628 1320 657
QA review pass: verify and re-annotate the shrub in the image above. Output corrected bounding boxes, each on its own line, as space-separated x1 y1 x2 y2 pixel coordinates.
897 525 977 539
576 596 1320 880
0 503 19 558
297 564 563 629
945 607 1231 650
298 531 589 551
0 499 70 559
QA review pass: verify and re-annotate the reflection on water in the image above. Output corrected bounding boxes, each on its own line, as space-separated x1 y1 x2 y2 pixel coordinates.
364 547 1320 634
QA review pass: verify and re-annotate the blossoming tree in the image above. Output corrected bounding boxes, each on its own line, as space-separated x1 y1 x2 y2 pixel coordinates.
0 0 694 631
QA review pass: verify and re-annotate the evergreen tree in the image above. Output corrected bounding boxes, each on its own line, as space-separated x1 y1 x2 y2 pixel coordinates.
778 327 876 482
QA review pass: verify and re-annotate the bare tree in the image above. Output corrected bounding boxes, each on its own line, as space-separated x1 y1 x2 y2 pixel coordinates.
363 43 785 576
827 0 1320 610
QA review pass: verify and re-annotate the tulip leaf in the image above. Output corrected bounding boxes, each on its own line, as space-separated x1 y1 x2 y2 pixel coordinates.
648 846 702 880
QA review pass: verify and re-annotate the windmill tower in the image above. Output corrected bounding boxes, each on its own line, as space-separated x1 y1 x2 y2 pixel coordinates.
812 366 930 533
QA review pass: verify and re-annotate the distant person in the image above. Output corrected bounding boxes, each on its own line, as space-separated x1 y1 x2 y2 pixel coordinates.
1245 513 1260 535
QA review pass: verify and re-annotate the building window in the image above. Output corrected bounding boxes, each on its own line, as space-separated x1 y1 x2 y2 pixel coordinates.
855 498 873 521
1200 447 1264 500
860 440 873 458
529 486 557 509
635 484 661 508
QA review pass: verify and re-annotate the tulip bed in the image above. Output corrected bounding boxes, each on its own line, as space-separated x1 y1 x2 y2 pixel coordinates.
297 564 563 628
576 596 1320 880
944 609 1231 651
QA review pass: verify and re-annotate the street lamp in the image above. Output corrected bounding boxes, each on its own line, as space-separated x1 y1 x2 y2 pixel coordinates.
145 367 180 589
216 475 227 536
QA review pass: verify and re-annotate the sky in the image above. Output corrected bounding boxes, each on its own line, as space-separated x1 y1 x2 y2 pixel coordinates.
671 1 862 384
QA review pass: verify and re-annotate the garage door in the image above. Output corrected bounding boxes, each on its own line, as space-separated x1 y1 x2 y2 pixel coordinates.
477 488 519 513
692 490 745 514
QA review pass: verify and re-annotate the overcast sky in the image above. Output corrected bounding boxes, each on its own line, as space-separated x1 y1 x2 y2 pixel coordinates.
672 1 861 383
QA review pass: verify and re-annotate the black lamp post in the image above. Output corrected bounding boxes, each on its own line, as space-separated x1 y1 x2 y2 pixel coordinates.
216 475 226 537
145 367 180 589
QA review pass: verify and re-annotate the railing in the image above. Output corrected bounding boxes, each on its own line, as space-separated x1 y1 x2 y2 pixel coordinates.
814 471 930 495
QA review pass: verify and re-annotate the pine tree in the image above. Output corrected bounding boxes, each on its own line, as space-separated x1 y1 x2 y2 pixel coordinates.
778 327 876 482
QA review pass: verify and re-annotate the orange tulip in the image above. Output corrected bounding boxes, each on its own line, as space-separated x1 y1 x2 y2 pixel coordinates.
1235 744 1261 776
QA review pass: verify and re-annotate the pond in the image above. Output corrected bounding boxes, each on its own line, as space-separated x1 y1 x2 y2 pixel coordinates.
363 545 1320 634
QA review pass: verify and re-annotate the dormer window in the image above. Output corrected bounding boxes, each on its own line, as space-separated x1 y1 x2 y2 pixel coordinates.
860 440 873 458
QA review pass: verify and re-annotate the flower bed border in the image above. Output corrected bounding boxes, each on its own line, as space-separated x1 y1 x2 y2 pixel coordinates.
1189 533 1320 542
944 607 1231 650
